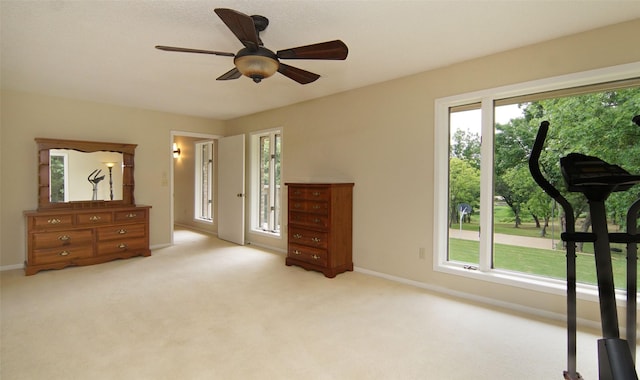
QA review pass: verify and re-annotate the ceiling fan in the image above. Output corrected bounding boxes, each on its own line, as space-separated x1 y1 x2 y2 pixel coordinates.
155 8 348 84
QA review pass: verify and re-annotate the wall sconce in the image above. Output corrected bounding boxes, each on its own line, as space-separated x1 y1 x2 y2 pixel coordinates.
172 143 181 158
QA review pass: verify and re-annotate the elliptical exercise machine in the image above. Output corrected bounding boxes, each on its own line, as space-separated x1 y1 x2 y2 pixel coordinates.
529 117 640 380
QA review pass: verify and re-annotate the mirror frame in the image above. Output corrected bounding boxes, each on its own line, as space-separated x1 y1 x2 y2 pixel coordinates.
35 138 137 210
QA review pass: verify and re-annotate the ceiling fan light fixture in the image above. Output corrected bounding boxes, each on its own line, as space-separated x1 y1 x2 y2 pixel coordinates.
234 47 279 83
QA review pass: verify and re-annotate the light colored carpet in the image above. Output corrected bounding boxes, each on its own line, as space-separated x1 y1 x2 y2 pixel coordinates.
2 228 604 379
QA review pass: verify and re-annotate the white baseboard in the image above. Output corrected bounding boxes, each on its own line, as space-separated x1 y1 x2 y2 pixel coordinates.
1 263 24 272
245 240 286 255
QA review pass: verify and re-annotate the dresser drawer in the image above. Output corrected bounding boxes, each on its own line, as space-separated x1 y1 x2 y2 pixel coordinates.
32 229 93 250
32 214 74 230
31 246 93 265
289 200 329 215
97 238 147 256
289 212 329 229
115 209 147 222
288 244 328 267
97 223 145 241
289 186 330 201
77 212 113 225
289 227 328 249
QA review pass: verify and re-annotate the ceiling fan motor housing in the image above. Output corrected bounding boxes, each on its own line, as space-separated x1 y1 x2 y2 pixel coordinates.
234 46 279 83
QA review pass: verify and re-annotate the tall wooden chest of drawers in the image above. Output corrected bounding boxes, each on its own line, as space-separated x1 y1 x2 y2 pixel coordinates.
285 183 354 278
23 205 151 275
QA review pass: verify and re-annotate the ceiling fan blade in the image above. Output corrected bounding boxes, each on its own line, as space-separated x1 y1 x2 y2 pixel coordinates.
216 68 242 81
155 45 235 57
277 40 348 60
277 63 320 85
214 8 260 51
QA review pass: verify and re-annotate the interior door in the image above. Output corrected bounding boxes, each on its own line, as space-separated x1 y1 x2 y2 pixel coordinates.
217 134 245 245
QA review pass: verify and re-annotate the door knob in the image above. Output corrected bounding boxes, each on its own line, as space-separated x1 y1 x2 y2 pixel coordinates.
236 193 244 198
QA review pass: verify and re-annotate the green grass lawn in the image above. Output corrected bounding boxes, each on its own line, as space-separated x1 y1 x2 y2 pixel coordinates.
449 238 630 288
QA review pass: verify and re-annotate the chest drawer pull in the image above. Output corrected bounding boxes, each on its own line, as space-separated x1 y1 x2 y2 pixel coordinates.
59 250 70 256
293 203 302 209
311 237 321 243
117 243 128 249
89 215 101 222
312 204 321 209
313 218 321 223
312 254 320 260
293 233 303 239
312 191 321 197
293 249 301 255
58 235 71 242
48 218 61 224
117 229 127 234
125 213 137 218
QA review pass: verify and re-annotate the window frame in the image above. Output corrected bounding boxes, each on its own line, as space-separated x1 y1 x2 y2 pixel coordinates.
250 127 283 238
433 62 640 301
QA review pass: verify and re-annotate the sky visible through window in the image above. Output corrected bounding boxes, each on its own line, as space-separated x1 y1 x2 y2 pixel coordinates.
449 104 522 141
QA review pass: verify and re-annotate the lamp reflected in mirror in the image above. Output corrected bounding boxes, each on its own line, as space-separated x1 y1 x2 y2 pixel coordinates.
104 162 117 200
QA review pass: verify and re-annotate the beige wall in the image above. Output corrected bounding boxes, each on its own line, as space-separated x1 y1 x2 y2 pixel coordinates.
227 19 640 324
1 19 639 325
0 91 225 268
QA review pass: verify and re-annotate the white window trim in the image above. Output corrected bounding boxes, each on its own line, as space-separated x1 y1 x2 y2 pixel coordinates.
433 61 640 303
249 127 283 238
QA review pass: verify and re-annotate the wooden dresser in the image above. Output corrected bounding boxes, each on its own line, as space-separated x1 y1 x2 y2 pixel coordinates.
24 205 151 275
285 183 354 278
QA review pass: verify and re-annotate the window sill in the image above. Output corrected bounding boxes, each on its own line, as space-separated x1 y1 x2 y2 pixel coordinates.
434 261 632 305
250 228 281 239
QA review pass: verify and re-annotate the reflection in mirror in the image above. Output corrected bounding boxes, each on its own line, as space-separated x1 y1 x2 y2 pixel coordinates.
49 149 124 202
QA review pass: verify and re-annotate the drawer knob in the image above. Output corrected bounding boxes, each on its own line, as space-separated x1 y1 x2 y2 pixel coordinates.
125 213 137 218
312 191 320 197
59 250 70 256
58 235 70 242
48 218 61 224
311 237 321 243
312 254 320 260
313 218 321 223
312 205 321 209
294 203 302 209
293 233 302 239
293 250 301 255
117 229 127 234
89 215 101 222
117 243 128 250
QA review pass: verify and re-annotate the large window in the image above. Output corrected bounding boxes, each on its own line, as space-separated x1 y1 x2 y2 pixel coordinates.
195 140 214 223
252 129 282 235
435 63 640 295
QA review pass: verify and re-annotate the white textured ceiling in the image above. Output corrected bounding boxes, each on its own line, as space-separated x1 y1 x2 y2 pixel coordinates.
2 1 640 120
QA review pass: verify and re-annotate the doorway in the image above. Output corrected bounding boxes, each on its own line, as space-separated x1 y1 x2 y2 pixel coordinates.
170 131 246 246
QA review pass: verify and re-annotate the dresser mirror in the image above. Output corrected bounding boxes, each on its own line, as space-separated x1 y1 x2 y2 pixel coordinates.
35 138 137 210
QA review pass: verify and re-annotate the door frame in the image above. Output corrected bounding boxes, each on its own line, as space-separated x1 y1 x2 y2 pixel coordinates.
169 130 221 245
